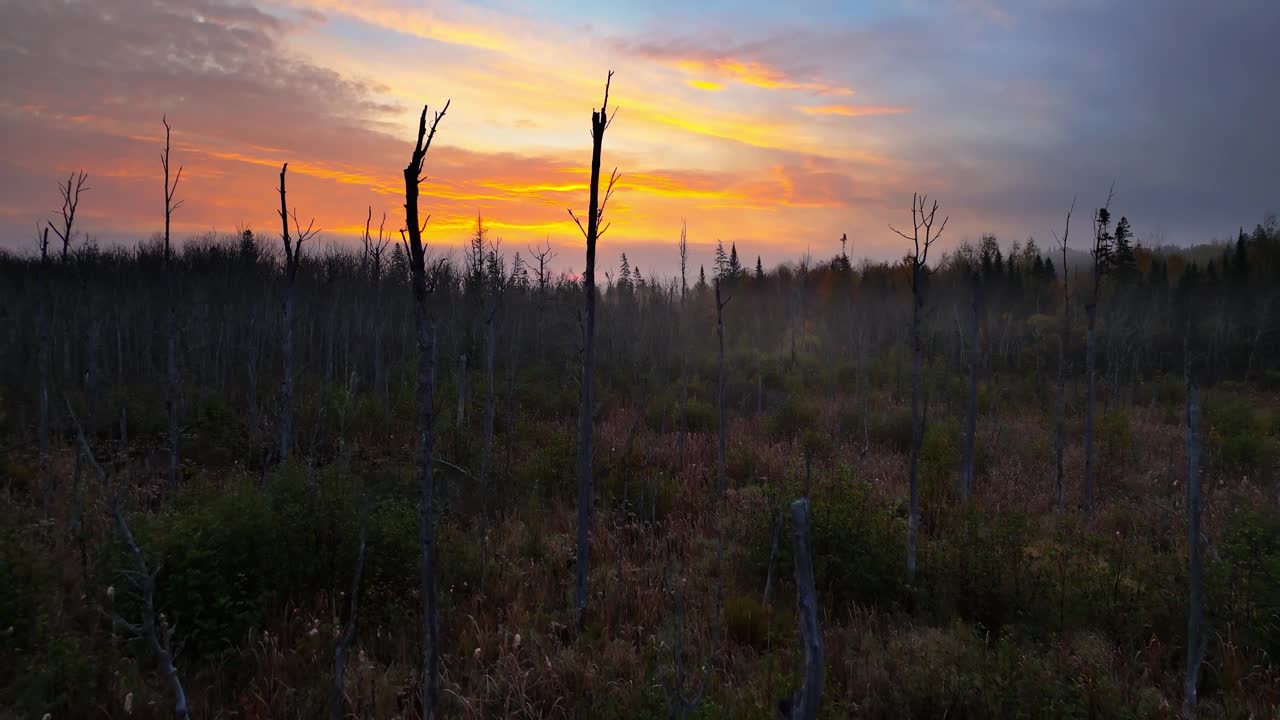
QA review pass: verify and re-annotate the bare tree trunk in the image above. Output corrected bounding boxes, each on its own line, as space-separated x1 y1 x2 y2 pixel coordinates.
456 352 467 428
573 72 614 631
37 228 51 514
1055 199 1074 512
161 118 184 490
891 193 946 584
961 284 980 501
715 279 728 498
1183 333 1204 720
786 498 823 720
762 507 781 606
403 100 449 718
71 405 190 719
1084 302 1097 516
908 265 923 582
482 312 497 487
331 496 369 720
279 165 296 464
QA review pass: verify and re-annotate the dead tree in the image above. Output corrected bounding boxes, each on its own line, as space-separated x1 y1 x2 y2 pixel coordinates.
1053 198 1076 512
781 498 823 720
528 238 557 363
481 243 510 492
1083 186 1114 516
675 222 690 465
162 117 184 491
961 276 981 501
890 193 947 582
36 226 52 512
331 495 370 720
403 99 449 718
277 163 318 464
715 278 730 498
567 71 617 631
48 170 89 263
1183 331 1205 720
69 401 190 719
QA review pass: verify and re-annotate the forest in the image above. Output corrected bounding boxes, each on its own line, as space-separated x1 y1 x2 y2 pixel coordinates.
2 77 1280 720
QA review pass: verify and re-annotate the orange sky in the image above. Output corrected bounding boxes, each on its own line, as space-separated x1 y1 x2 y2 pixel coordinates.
1 0 1275 273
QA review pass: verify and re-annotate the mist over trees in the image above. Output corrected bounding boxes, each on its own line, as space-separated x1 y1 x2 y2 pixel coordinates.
3 83 1280 719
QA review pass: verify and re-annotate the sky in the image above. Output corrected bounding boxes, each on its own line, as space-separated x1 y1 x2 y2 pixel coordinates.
0 0 1276 275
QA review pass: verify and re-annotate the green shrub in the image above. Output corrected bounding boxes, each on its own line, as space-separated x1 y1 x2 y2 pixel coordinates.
1214 505 1280 659
0 525 102 715
1098 408 1133 468
767 394 817 441
1205 392 1273 477
787 481 909 610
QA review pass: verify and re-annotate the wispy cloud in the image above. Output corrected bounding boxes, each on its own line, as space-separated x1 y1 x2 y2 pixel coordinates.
799 104 910 117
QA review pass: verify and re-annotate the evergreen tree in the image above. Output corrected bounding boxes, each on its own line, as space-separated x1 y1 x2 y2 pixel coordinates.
755 255 765 281
714 240 728 279
696 264 710 293
617 252 633 296
728 242 743 279
389 241 408 285
1112 216 1136 278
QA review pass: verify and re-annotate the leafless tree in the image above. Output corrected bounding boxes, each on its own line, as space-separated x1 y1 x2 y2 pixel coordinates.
961 276 981 501
403 98 450 718
567 70 617 631
890 193 947 582
36 225 52 512
1052 197 1076 512
1183 331 1205 720
781 498 823 720
276 163 319 464
69 400 190 719
715 278 730 498
48 170 89 263
162 117 185 491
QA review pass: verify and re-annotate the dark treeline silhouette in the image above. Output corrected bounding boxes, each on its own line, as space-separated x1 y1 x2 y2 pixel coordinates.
3 98 1280 718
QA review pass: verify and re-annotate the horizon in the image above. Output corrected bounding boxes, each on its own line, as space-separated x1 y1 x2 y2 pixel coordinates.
2 0 1277 275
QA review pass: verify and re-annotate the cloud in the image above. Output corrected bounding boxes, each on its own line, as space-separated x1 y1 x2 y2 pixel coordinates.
799 105 910 118
618 39 855 95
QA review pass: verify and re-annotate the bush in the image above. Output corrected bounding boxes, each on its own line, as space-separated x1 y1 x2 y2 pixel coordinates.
1204 392 1274 477
782 481 909 610
0 525 102 715
133 467 366 659
1098 408 1133 468
767 394 817 441
1214 505 1280 659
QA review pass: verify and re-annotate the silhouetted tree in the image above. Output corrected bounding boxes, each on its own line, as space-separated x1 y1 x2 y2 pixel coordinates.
567 71 617 631
403 98 450 718
891 192 947 582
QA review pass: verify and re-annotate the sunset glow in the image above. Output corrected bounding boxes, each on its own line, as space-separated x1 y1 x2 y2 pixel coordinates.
1 0 1275 272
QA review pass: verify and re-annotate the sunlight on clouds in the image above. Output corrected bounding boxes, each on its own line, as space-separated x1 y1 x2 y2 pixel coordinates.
799 104 910 117
686 79 725 91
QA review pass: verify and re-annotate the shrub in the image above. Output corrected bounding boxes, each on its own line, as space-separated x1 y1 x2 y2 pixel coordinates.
770 481 909 611
1098 408 1134 468
1214 505 1280 659
767 394 817 441
1205 391 1274 477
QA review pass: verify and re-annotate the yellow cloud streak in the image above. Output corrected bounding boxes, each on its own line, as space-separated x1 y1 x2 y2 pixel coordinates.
672 58 854 95
800 104 910 117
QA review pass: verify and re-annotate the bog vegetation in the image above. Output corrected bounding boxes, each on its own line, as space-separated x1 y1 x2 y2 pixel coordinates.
2 76 1279 719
